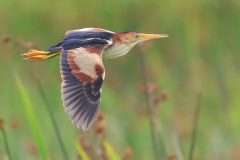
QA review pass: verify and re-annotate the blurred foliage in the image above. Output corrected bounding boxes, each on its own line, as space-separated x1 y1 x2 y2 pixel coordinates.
0 0 240 159
15 74 47 159
102 140 121 160
75 141 90 160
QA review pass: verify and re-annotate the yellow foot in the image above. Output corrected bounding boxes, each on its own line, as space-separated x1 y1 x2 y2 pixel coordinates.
23 54 51 61
22 50 59 61
22 50 49 56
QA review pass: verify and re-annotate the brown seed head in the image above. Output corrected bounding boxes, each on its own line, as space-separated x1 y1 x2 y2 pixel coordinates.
27 142 38 157
94 113 106 136
97 113 105 121
153 95 161 106
147 82 158 93
161 90 170 101
136 83 144 93
123 147 133 160
168 154 177 160
79 136 93 160
136 83 158 93
11 119 21 130
3 36 11 43
94 123 105 135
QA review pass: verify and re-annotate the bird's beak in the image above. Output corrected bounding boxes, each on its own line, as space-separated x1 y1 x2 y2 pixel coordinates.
138 33 168 41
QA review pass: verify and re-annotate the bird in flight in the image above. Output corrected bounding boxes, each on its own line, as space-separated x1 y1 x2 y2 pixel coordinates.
22 28 168 131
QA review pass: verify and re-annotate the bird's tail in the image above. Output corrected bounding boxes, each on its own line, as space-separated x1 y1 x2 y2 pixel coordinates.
22 49 60 61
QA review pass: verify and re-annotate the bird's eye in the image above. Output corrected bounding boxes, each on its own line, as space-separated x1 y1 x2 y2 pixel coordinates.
136 34 140 39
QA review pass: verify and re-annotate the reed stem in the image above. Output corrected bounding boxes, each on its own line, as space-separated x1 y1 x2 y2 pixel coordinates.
35 79 68 160
188 93 202 160
139 50 164 160
0 123 12 160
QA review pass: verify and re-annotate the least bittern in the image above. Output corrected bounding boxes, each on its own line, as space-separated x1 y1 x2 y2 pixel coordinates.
22 28 168 130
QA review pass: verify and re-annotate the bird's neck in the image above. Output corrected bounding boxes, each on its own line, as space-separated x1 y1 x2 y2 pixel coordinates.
103 42 137 59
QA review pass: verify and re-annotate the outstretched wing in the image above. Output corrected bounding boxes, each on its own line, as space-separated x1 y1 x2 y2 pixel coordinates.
60 31 112 130
61 49 105 131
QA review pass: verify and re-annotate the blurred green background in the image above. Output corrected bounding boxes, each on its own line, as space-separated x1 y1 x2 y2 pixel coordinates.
1 0 240 160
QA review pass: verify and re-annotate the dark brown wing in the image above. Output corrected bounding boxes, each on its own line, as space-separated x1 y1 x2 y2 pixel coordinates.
60 48 105 131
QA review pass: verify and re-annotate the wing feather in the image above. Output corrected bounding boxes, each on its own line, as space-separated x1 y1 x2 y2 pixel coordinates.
60 48 105 131
57 29 113 130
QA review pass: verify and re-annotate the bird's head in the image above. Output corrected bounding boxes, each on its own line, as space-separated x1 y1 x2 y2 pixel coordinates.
104 31 168 59
115 31 168 44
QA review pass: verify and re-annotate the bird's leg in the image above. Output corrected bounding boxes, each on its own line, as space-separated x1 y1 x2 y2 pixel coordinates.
22 50 60 61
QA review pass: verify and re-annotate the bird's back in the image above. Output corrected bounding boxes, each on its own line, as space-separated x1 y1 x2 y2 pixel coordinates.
48 28 115 53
